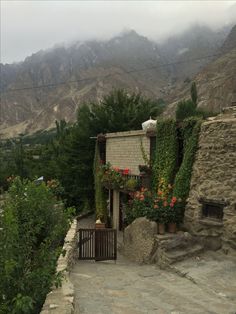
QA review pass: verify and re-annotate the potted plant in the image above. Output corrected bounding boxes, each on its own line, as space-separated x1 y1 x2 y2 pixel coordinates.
153 181 176 234
166 196 178 233
124 177 139 191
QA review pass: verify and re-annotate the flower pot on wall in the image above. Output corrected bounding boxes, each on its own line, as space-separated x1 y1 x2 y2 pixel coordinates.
95 222 106 229
168 222 177 233
158 223 165 235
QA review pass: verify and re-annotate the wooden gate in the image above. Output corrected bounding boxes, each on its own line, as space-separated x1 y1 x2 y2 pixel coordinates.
78 228 117 261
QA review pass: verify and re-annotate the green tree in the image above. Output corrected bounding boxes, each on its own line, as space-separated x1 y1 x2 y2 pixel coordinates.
55 89 164 209
176 99 197 121
190 81 198 107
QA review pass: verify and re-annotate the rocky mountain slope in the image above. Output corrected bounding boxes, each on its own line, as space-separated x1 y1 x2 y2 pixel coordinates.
164 24 236 116
158 25 230 82
0 25 234 137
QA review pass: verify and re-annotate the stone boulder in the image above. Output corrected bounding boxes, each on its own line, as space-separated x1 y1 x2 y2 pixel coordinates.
123 217 157 264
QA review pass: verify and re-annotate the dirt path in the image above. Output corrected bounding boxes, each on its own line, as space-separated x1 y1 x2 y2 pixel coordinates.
70 218 236 314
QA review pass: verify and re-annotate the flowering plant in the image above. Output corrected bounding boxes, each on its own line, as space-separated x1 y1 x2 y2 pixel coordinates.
125 187 153 224
100 162 139 191
100 163 125 189
125 179 181 225
154 181 180 224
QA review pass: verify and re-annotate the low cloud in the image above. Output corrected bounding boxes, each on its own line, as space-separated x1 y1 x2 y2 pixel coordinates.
1 0 236 63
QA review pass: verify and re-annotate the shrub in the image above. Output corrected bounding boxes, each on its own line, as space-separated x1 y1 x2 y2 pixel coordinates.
125 185 181 225
125 188 153 225
0 177 70 314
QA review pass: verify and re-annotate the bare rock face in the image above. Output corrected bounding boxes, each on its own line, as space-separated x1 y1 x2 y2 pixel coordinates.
123 217 157 264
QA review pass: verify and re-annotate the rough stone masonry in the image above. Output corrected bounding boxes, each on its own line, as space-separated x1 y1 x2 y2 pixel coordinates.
185 107 236 251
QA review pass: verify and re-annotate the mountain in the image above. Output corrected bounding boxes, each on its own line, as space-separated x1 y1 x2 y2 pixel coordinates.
0 31 170 137
220 24 236 54
158 24 230 82
164 24 236 116
0 26 232 138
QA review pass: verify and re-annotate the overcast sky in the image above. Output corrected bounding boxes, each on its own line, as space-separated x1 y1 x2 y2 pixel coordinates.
1 0 236 64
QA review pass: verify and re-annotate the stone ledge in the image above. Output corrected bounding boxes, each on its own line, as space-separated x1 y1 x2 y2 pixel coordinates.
105 129 147 138
40 219 78 314
198 219 223 227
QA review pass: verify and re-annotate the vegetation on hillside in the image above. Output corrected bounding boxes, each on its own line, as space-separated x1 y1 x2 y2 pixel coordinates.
0 89 164 209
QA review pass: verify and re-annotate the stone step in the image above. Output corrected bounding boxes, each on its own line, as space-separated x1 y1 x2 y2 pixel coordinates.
157 232 198 252
164 244 204 264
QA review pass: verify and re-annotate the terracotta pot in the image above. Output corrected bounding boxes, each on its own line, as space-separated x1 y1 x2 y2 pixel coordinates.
168 222 177 233
95 223 106 229
158 223 165 235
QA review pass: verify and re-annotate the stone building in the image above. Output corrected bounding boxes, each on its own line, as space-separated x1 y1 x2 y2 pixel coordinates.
99 109 236 252
99 129 155 230
185 107 236 250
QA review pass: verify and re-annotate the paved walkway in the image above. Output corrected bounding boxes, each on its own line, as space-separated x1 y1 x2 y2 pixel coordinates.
70 217 236 314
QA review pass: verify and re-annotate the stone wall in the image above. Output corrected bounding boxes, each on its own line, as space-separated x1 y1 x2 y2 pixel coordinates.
106 130 150 175
40 219 78 314
185 111 236 250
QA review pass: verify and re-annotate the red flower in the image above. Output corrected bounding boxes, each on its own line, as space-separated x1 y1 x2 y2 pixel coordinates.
123 168 130 175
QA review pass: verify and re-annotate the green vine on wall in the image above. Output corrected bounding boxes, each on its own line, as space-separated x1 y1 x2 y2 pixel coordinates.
93 142 107 222
153 119 179 191
173 117 202 201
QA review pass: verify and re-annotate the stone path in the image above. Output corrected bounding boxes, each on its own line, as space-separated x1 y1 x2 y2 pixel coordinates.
70 217 236 314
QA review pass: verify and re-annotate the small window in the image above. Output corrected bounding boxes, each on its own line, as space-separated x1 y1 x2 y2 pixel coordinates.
202 203 224 220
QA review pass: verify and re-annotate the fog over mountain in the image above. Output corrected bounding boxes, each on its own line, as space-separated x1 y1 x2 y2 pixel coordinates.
2 1 236 64
1 22 236 138
1 2 236 138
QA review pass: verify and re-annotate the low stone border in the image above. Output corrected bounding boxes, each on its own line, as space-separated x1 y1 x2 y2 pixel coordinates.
40 219 77 314
40 211 94 314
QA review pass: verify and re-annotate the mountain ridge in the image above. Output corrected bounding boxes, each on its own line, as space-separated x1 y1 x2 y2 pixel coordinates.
0 25 235 138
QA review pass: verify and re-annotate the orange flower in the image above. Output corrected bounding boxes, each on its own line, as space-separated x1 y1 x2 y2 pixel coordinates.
157 191 162 196
154 204 159 209
172 196 177 203
140 195 145 201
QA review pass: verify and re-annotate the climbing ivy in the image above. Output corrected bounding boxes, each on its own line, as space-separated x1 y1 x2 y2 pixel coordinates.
173 117 202 201
153 119 179 191
93 142 107 222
